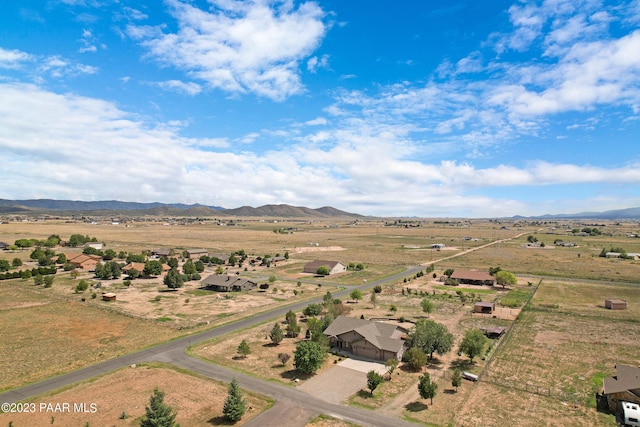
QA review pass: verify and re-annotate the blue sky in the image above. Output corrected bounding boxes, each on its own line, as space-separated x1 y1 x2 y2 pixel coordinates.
1 0 639 217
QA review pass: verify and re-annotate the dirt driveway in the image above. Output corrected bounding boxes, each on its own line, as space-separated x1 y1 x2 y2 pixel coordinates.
297 359 387 404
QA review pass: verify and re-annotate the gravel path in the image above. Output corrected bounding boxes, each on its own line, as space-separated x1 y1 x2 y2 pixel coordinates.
297 366 366 404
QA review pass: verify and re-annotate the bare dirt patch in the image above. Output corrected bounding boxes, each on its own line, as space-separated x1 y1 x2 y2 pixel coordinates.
0 365 271 427
293 246 345 253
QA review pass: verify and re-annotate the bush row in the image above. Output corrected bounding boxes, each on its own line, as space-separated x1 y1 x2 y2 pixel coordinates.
0 266 57 281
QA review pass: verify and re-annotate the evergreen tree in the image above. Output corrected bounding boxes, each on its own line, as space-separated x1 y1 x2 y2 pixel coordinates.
223 379 246 422
237 340 251 358
269 323 284 345
140 388 179 427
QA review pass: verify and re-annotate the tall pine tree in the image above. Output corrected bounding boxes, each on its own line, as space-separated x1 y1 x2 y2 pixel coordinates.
223 378 246 422
140 388 179 427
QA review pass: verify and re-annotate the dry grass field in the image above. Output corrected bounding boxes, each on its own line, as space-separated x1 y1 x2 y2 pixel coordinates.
453 278 640 427
0 364 272 427
1 218 639 426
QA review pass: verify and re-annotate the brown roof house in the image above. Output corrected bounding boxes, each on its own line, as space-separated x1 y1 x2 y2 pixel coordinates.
303 260 347 275
323 316 405 361
602 364 640 412
65 253 102 270
451 269 496 286
200 274 257 292
185 249 208 259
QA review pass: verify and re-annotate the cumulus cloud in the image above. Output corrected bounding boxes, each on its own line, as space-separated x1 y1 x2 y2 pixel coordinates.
0 47 32 69
128 0 327 101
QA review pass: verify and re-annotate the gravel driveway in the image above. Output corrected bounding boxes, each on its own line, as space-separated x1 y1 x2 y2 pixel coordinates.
297 358 387 404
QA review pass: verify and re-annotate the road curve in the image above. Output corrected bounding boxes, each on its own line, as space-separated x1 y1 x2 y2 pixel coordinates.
0 232 525 425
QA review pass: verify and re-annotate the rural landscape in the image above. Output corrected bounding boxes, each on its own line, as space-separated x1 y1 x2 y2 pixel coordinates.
0 202 638 427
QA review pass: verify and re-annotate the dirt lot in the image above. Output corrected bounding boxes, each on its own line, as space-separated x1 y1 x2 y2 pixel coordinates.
0 365 271 427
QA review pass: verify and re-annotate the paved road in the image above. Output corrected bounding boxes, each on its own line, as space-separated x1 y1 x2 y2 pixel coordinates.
0 234 523 426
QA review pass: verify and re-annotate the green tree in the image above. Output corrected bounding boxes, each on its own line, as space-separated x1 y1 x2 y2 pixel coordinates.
322 291 334 306
418 373 438 404
43 275 54 288
181 259 195 277
421 298 434 317
451 369 462 392
389 304 397 314
350 289 363 303
459 329 488 363
293 340 326 374
14 238 33 249
167 257 179 269
303 303 322 317
370 290 377 308
284 251 289 259
194 260 205 272
223 379 246 422
385 358 399 380
55 253 66 265
126 253 146 263
268 274 277 283
444 268 454 277
33 274 44 286
75 280 89 293
128 268 140 280
228 254 237 266
237 340 251 358
102 249 117 260
367 370 384 396
164 268 184 289
495 270 517 288
285 310 300 338
316 265 330 276
144 260 163 276
0 259 10 272
215 265 224 275
405 347 427 371
140 388 179 427
407 319 454 360
12 258 23 267
269 323 284 345
527 235 538 243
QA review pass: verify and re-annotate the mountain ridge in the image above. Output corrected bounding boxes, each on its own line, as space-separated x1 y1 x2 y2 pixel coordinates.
0 199 362 218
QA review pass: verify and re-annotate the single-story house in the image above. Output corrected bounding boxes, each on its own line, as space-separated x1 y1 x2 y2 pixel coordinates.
323 316 405 361
303 260 347 275
605 298 628 310
481 326 505 338
151 248 173 257
65 253 102 270
602 364 640 412
200 274 257 292
0 241 9 250
474 301 496 314
186 249 208 259
122 262 146 274
451 269 496 286
102 293 116 301
209 253 230 264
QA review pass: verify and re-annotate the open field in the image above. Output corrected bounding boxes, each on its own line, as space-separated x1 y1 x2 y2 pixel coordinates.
453 278 640 427
0 364 272 427
1 218 639 426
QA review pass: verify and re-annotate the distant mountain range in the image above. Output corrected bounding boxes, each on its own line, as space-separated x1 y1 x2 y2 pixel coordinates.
517 207 640 220
0 199 362 218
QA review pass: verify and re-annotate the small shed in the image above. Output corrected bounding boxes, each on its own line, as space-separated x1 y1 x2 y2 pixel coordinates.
605 298 628 310
102 293 116 301
474 301 495 314
481 326 506 338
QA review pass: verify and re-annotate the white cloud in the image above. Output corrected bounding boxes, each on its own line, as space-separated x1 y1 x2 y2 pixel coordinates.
156 80 202 95
304 117 327 126
307 54 329 73
128 0 327 101
0 47 32 69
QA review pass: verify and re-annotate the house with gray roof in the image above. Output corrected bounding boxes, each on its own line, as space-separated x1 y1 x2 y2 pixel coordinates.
200 274 257 292
602 364 640 412
323 316 405 361
303 260 346 275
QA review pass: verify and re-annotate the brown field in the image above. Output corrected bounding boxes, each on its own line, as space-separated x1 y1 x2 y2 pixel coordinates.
0 365 271 427
1 218 639 426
